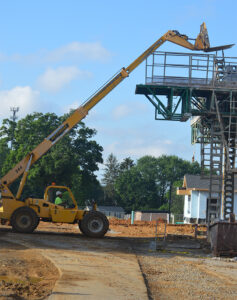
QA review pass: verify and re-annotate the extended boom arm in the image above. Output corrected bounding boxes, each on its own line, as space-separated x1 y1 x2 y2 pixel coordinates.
0 23 232 200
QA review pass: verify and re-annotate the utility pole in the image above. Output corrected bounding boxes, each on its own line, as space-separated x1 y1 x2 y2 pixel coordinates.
10 107 19 149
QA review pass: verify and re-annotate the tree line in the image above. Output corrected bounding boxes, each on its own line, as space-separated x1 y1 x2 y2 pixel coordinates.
102 153 201 213
0 112 103 205
0 112 201 213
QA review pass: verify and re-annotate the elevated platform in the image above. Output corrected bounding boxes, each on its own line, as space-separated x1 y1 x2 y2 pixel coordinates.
145 51 237 90
136 51 237 122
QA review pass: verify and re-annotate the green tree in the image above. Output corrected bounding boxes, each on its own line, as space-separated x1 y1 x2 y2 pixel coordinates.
119 157 134 172
115 167 150 212
102 153 120 205
163 180 184 214
115 155 201 212
0 112 103 205
136 156 160 208
156 155 201 212
115 156 160 211
0 138 10 177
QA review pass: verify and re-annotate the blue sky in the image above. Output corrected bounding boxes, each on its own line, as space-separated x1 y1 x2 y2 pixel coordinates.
0 0 236 179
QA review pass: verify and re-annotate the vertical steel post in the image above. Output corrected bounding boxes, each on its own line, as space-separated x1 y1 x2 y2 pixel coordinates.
131 211 134 225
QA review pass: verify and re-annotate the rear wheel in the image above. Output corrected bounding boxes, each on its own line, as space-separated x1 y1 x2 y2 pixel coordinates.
80 211 109 238
11 207 39 233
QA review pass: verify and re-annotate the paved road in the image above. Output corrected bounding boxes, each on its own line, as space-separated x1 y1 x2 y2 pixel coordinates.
0 229 148 300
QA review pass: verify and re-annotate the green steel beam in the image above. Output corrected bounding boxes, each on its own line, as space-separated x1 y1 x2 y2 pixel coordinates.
135 84 237 122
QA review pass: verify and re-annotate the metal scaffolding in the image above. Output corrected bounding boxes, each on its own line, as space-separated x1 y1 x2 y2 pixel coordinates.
136 51 237 223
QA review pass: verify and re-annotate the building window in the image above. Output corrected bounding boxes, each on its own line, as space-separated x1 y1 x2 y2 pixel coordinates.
187 195 191 214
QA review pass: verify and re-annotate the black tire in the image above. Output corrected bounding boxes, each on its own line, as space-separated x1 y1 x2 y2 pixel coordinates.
11 206 39 233
80 211 109 238
36 217 40 228
78 220 85 234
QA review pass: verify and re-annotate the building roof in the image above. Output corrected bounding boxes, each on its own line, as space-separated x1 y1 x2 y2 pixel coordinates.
179 174 237 193
86 206 124 212
185 174 210 190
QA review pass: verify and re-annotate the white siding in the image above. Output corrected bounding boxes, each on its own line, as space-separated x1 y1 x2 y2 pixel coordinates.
184 195 191 219
191 191 199 218
199 191 208 219
183 190 237 222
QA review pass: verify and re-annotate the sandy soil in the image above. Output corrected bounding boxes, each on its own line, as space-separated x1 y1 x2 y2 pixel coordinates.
1 219 237 300
36 218 207 238
108 218 207 238
0 240 59 300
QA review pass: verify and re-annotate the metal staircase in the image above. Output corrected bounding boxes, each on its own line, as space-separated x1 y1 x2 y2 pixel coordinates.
214 51 225 82
213 92 237 220
201 119 223 224
222 94 237 219
224 140 235 219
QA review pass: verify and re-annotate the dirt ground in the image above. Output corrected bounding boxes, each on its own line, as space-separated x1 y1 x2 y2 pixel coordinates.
0 240 59 299
37 218 207 238
108 218 207 237
1 219 237 300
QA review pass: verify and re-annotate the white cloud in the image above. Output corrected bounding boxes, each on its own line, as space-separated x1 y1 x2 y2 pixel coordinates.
93 122 191 162
37 66 92 93
0 42 111 64
62 100 80 114
163 139 172 145
106 139 169 159
113 105 131 119
0 86 40 120
45 42 111 63
112 102 148 120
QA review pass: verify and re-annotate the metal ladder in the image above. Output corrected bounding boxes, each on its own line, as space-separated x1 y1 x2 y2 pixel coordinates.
208 121 223 223
200 119 223 224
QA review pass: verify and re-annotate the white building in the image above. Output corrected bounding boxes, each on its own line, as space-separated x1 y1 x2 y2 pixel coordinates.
177 174 237 224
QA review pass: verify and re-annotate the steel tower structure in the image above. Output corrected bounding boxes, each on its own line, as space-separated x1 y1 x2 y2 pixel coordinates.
135 51 237 224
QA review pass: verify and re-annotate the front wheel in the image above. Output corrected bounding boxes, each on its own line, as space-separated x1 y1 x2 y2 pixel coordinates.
11 206 39 233
80 211 109 238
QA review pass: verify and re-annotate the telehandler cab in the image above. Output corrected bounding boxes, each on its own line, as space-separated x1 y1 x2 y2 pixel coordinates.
0 23 232 237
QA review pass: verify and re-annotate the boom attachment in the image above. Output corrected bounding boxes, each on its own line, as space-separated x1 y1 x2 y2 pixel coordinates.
197 23 234 52
0 22 234 201
195 22 210 50
167 22 234 52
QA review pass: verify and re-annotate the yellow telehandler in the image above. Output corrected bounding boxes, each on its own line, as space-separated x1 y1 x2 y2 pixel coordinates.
0 23 232 237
